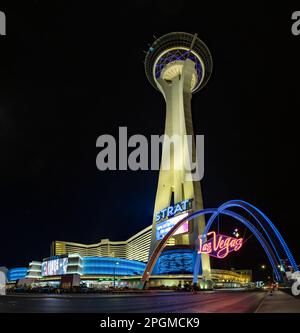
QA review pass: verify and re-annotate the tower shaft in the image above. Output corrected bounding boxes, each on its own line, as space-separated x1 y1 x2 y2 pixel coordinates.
149 59 211 278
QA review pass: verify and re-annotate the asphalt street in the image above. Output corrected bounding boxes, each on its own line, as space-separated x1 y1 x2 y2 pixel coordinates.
0 291 270 313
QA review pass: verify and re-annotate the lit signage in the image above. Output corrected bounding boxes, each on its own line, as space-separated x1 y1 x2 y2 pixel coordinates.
156 213 189 240
198 231 243 259
41 257 68 276
156 199 192 223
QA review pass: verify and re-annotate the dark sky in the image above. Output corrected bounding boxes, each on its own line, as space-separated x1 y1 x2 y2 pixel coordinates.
0 1 299 279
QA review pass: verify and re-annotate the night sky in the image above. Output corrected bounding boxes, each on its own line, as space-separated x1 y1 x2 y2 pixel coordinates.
0 1 299 280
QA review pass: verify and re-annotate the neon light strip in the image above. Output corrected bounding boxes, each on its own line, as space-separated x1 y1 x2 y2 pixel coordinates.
201 200 298 281
239 200 298 271
142 200 297 284
202 204 283 277
204 205 282 266
192 209 282 283
218 201 298 272
221 210 282 281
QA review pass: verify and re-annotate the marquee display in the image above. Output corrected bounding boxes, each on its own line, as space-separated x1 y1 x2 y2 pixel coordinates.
156 213 189 240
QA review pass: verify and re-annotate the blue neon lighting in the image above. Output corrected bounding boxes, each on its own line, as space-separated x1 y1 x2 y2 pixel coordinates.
238 200 298 270
203 205 283 270
218 202 283 265
82 257 146 276
221 210 282 281
7 267 28 282
193 209 282 282
143 201 298 285
191 209 282 282
203 200 298 273
183 208 282 283
152 248 200 275
155 49 203 88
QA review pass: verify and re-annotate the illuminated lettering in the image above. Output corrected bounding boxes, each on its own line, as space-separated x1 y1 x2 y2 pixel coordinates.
181 199 190 210
198 231 243 259
173 203 183 215
160 208 167 219
167 206 174 217
155 199 193 223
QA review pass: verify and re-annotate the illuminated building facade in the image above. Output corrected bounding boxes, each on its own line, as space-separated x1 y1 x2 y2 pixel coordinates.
211 269 252 286
9 256 146 280
144 32 213 278
51 225 152 263
66 253 83 275
7 267 28 282
39 254 83 277
6 259 250 287
4 198 299 289
26 261 42 279
82 257 146 276
146 268 252 289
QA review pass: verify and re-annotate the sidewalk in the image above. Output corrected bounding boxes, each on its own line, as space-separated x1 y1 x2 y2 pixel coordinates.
256 291 300 313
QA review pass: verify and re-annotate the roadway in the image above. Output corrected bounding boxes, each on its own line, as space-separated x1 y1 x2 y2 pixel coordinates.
0 290 272 313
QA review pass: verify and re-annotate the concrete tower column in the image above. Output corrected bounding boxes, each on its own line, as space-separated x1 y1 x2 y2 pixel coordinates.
144 32 213 281
149 59 210 278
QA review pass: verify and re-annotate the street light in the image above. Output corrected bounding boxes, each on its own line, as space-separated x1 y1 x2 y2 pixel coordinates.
113 261 119 289
260 265 268 283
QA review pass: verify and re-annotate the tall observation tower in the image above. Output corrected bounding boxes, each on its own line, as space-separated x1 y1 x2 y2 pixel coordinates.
144 32 213 279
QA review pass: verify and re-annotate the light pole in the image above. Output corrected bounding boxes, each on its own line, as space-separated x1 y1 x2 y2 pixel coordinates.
260 264 267 283
113 261 119 289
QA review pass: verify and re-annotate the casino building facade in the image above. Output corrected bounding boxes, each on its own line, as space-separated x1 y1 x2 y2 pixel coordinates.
4 221 252 289
51 225 152 263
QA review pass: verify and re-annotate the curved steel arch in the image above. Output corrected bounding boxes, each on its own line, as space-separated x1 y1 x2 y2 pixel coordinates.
203 200 298 272
193 209 283 283
233 200 297 270
203 203 282 266
142 203 287 284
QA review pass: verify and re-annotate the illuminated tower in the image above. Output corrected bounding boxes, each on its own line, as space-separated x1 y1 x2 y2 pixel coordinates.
144 32 213 278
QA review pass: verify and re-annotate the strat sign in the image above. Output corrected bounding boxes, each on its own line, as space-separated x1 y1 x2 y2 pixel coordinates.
156 199 192 223
155 199 192 241
198 231 243 259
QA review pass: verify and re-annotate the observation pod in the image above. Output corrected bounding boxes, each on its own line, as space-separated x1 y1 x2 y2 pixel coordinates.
145 32 213 93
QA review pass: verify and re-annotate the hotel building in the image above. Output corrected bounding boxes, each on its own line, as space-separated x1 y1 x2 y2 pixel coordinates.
51 225 152 263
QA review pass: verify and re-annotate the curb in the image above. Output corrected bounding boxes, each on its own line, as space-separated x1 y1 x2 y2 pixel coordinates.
254 292 269 313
